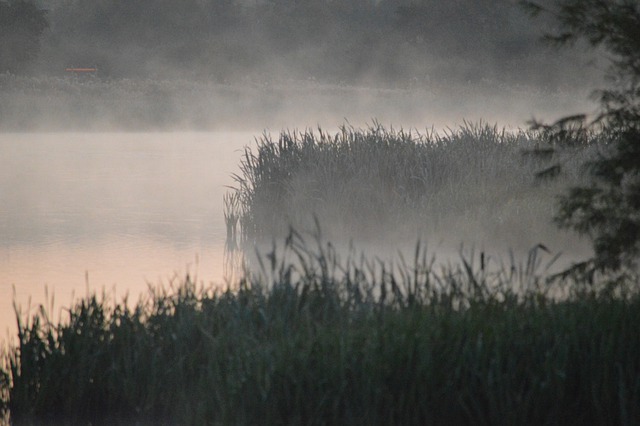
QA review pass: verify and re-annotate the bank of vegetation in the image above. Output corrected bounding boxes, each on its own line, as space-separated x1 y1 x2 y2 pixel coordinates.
226 123 595 253
2 122 639 425
2 0 639 424
1 232 639 425
18 0 596 88
0 0 597 131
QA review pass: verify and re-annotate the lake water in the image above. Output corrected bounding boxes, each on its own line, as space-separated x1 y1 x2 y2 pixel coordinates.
0 119 596 340
0 132 254 338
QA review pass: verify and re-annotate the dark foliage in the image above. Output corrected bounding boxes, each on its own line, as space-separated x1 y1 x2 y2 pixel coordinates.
555 127 640 271
0 0 48 73
523 0 640 272
31 0 585 86
2 240 640 425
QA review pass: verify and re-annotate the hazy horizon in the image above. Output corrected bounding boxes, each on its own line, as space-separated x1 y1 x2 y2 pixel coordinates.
2 0 605 132
0 0 604 336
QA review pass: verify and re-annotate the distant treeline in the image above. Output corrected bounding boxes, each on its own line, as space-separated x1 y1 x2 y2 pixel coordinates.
14 0 595 87
0 0 48 73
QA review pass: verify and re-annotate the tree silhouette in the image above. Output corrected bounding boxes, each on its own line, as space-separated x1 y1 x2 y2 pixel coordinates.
523 0 640 273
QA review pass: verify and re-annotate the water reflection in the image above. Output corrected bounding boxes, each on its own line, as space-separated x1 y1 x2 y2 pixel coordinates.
0 132 252 336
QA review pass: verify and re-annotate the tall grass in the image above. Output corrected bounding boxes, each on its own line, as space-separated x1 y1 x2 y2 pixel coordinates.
1 231 639 425
2 122 631 425
227 122 596 252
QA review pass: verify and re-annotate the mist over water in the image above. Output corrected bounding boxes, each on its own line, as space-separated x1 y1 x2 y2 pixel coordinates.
0 0 604 336
0 132 251 336
0 75 596 132
3 0 604 132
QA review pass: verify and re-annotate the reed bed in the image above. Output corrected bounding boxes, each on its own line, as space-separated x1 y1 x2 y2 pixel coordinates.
2 123 629 425
227 122 595 251
1 231 639 425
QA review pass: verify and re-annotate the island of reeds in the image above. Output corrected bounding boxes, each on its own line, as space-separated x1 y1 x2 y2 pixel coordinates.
2 124 639 426
225 122 596 253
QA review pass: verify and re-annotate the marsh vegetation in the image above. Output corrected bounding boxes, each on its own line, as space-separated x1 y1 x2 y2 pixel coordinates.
2 0 640 424
2 232 639 425
226 123 595 257
3 123 639 425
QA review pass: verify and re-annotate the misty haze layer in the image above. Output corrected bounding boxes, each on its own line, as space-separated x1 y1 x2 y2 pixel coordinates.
0 0 602 331
30 0 595 86
227 124 594 272
0 74 594 131
2 0 601 131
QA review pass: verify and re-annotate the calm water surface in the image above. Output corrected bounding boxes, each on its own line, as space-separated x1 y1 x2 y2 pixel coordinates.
0 132 253 338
